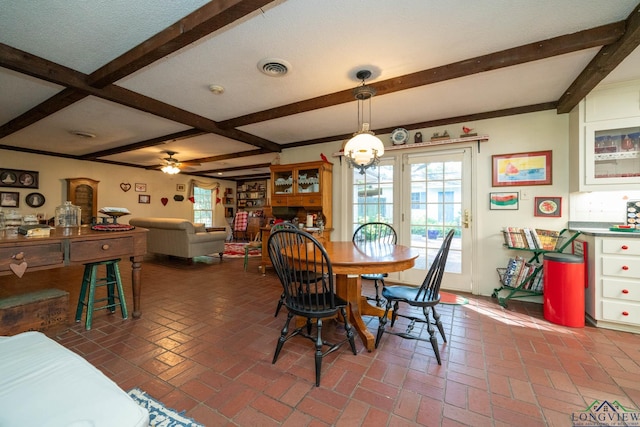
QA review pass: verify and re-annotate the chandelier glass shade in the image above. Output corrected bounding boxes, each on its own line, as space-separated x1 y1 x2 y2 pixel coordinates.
344 123 385 174
161 164 181 175
344 70 384 174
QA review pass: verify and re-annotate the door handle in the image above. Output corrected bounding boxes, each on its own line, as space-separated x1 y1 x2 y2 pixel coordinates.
463 209 470 228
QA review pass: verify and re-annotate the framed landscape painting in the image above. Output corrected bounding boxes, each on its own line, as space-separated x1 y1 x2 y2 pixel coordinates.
489 192 519 210
492 150 552 187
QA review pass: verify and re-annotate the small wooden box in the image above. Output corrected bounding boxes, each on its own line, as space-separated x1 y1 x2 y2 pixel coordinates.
0 289 69 335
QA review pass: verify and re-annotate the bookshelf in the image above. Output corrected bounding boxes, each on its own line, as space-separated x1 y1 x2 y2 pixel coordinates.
492 228 581 307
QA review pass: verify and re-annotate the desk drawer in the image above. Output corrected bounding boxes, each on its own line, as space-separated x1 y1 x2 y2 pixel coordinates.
69 237 133 262
602 238 640 256
602 278 640 302
602 300 640 325
0 243 64 272
602 255 640 279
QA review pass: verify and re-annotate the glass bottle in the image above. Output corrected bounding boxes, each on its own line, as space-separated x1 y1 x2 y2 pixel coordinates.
55 201 81 227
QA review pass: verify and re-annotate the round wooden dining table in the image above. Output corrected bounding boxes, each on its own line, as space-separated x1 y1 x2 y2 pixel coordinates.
320 241 419 351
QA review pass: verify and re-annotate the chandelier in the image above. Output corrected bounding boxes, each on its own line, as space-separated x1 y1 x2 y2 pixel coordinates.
161 164 180 175
343 70 385 174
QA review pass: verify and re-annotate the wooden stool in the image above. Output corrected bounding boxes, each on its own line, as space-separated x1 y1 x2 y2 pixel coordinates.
75 259 128 330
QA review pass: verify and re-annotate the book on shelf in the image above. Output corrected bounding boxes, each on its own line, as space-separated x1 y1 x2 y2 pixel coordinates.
535 229 561 251
522 228 536 249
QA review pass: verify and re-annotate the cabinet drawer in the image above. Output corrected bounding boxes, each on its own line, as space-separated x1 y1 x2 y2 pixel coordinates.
602 278 640 302
69 237 133 262
601 238 640 255
602 255 640 279
271 196 287 207
602 300 640 325
0 243 64 272
300 195 322 207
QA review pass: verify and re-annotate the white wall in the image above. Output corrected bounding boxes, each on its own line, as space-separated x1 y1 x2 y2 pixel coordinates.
0 150 235 226
281 109 570 296
1 109 573 296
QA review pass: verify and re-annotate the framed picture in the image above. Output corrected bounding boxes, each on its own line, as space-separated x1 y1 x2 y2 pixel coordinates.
176 184 185 192
0 191 20 207
138 194 150 204
492 150 552 187
534 197 562 217
0 169 39 189
25 192 45 208
489 192 519 210
135 183 147 192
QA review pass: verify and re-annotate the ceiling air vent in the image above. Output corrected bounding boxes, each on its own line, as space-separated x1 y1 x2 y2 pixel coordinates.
258 58 291 77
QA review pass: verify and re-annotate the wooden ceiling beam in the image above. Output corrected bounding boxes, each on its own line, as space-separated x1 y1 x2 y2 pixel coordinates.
88 0 273 88
558 4 640 113
0 43 281 152
0 88 86 138
0 1 271 142
80 129 207 160
219 22 624 129
196 162 272 174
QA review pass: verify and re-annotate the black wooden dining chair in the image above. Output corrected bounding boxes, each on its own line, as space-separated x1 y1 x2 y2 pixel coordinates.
374 229 455 365
270 222 301 317
352 222 397 306
268 228 357 386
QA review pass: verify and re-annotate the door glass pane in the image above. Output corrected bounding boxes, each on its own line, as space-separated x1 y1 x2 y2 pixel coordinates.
352 163 394 230
409 160 461 273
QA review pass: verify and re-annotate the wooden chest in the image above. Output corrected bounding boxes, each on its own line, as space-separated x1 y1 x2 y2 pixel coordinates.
0 289 69 335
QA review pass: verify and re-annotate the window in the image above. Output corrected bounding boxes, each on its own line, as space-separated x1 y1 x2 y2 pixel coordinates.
193 186 213 227
351 162 394 230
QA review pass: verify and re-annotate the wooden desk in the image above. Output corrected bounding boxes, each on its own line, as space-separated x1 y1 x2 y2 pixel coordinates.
322 241 418 351
0 226 147 317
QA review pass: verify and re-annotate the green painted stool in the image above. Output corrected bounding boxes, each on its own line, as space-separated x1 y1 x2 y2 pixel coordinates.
75 259 128 330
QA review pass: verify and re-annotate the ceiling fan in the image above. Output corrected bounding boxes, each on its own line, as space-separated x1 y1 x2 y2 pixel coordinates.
159 151 200 174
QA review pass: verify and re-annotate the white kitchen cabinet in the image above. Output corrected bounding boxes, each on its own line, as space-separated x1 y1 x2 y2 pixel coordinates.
581 234 640 333
570 80 640 192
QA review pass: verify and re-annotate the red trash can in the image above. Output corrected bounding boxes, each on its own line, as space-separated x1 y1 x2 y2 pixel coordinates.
543 252 585 327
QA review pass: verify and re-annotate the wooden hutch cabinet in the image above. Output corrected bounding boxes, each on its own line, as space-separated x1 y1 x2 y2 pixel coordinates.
259 160 333 273
270 160 332 230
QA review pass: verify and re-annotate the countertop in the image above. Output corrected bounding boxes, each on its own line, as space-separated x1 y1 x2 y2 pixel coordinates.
568 221 640 237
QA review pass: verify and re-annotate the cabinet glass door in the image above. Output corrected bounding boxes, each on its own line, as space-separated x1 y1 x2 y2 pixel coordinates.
297 167 320 194
586 118 640 185
273 169 293 195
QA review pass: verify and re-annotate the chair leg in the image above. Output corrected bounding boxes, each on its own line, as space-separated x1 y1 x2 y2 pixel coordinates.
424 306 442 365
314 318 323 387
75 265 91 322
111 262 128 319
431 306 446 342
375 302 392 348
85 265 98 330
273 312 293 364
341 307 357 355
243 246 249 271
274 292 285 317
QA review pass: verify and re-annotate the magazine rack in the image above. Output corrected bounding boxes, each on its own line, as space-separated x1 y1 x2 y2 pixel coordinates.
492 228 581 307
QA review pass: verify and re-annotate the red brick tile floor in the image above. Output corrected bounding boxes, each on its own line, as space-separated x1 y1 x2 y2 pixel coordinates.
5 254 639 426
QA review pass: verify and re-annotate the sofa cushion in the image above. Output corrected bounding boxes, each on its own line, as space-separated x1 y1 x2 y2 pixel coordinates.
129 217 227 259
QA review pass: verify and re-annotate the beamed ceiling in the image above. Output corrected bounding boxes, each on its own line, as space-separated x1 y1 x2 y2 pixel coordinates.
2 0 640 180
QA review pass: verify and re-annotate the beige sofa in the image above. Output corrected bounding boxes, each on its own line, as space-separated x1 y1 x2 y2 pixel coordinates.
128 217 226 261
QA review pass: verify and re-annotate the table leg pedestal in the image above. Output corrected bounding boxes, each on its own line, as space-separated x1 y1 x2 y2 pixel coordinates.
335 274 386 352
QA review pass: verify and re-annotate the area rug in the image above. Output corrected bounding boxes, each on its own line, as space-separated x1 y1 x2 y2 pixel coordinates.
223 242 261 258
128 388 203 427
440 291 469 305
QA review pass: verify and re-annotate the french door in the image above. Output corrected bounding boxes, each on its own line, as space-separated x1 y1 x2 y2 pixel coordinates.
349 147 473 292
400 149 472 292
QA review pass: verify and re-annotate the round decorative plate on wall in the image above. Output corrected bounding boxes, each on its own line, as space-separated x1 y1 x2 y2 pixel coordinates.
391 128 409 145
